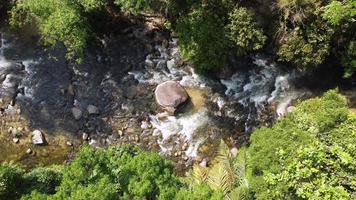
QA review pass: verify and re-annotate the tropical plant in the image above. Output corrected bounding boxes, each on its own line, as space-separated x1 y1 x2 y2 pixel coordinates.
186 141 251 200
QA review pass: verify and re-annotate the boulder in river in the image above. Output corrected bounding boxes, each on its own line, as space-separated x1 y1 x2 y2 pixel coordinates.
71 107 82 120
87 105 99 115
32 130 45 145
155 81 189 114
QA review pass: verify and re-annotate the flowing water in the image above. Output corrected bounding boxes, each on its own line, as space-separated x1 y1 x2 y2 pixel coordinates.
0 26 351 167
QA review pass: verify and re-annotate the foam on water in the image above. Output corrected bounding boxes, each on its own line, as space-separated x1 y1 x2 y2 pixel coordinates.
150 108 210 157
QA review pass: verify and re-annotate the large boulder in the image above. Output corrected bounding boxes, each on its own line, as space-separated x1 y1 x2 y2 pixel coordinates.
155 81 189 113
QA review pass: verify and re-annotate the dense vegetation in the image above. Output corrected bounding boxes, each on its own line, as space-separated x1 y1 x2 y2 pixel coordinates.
3 0 355 76
1 90 355 199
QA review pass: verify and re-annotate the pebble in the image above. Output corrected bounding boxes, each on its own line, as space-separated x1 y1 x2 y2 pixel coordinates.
152 129 161 136
230 147 238 157
82 133 89 140
181 143 188 151
118 130 124 137
199 159 207 167
12 138 19 143
26 148 32 154
66 141 73 146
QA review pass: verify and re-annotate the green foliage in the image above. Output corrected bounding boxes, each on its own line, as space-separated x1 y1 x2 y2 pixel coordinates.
10 0 89 64
226 7 266 55
115 0 152 15
24 166 63 194
176 183 223 200
342 41 356 78
176 6 229 72
247 90 356 199
0 164 25 199
4 145 180 200
322 0 356 26
77 0 109 12
9 0 153 64
185 140 251 199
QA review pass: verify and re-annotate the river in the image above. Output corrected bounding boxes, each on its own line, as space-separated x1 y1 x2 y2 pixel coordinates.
0 24 354 169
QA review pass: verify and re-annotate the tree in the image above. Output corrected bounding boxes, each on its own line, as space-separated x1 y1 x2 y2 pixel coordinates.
9 0 153 64
226 7 266 56
247 90 356 199
184 140 251 200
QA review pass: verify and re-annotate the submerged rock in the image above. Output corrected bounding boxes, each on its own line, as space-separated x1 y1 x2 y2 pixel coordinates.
155 81 189 114
32 130 45 145
71 107 82 120
87 105 99 115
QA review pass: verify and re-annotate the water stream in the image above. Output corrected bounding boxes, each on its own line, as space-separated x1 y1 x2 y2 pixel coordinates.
0 27 348 167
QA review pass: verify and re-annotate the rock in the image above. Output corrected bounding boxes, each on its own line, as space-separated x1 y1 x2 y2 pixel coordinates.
89 139 97 146
140 121 151 129
167 59 175 71
71 107 82 120
152 129 161 136
230 147 238 157
68 84 75 96
135 135 140 142
66 141 73 146
87 105 99 115
124 86 137 99
181 143 188 151
287 106 296 113
145 59 154 68
121 103 134 113
32 130 45 145
118 130 124 137
26 148 32 154
7 127 13 134
156 60 167 69
155 81 189 113
12 138 19 144
82 133 89 141
199 159 207 167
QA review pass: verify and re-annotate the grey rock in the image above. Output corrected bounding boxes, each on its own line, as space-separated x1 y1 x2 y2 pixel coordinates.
32 130 45 145
82 133 89 141
199 159 207 167
155 81 189 113
124 86 137 99
87 105 99 115
230 147 238 157
71 107 82 120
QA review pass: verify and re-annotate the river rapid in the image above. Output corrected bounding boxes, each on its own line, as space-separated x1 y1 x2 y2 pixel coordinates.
0 24 354 169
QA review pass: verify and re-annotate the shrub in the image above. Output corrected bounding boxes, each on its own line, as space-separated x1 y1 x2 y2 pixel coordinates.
0 164 25 199
10 0 89 64
24 166 63 194
226 7 266 55
176 6 229 72
247 90 356 199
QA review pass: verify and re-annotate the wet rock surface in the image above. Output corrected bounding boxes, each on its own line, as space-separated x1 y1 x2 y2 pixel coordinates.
155 81 189 113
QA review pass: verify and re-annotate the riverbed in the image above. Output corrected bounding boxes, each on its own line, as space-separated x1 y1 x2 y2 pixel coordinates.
0 23 354 170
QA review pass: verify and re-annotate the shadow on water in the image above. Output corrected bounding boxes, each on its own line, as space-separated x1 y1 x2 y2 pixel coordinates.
2 26 148 137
